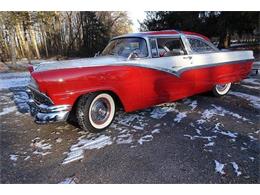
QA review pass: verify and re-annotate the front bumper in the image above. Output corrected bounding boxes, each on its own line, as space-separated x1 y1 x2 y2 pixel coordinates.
26 88 71 124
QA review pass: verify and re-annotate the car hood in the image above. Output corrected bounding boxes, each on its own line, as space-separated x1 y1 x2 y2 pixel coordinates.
33 56 128 72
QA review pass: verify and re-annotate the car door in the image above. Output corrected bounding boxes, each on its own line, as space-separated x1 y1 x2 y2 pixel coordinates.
138 36 195 106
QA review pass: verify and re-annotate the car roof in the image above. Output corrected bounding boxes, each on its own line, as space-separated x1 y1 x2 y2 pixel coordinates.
114 30 210 41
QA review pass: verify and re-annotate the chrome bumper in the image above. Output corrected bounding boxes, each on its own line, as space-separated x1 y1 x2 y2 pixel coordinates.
26 88 71 124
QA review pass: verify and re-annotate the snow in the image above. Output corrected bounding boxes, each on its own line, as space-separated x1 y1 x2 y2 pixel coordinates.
24 156 30 161
247 134 257 141
59 177 77 184
184 99 198 110
0 72 30 89
229 91 260 109
241 84 260 90
150 105 177 119
56 138 63 143
204 142 215 147
174 112 187 123
62 135 112 165
116 135 133 144
10 154 18 161
30 138 52 156
0 106 17 116
196 119 206 124
201 104 248 121
151 129 160 134
230 162 242 176
241 78 260 86
218 130 238 138
137 135 153 145
214 160 225 175
184 134 216 142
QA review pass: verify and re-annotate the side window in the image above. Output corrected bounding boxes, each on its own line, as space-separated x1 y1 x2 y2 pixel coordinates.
188 38 216 53
149 38 159 58
157 38 186 57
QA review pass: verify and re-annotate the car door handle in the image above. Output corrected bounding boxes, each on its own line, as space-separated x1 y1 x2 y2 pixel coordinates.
183 56 192 60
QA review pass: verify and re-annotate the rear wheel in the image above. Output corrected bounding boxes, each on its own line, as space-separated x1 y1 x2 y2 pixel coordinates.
212 82 231 96
76 92 116 132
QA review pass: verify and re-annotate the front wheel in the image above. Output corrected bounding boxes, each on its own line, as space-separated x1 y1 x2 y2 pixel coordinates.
212 82 232 96
76 92 116 132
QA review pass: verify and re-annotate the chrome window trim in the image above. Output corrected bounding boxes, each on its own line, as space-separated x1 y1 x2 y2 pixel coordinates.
186 35 219 54
149 37 159 58
147 35 190 57
111 33 219 58
103 36 150 59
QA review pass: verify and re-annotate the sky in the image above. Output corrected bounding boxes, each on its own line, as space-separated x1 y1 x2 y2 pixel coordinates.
128 11 147 32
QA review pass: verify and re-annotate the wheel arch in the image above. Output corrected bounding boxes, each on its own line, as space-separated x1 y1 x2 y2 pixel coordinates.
71 89 125 113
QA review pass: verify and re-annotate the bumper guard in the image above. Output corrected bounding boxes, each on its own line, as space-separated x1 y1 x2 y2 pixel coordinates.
26 88 71 124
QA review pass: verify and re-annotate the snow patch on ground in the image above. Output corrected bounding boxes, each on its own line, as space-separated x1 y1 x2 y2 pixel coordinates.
151 129 160 134
241 78 260 86
230 162 242 176
59 177 77 184
0 106 17 116
56 138 63 143
229 91 260 109
62 135 112 164
174 112 187 123
138 135 153 145
241 84 260 90
184 99 198 110
10 154 18 161
214 160 225 175
0 72 30 89
201 104 248 121
150 104 177 119
184 134 216 142
204 142 215 147
30 138 52 156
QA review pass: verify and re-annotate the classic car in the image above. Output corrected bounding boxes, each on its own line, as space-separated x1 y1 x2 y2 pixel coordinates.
26 30 254 132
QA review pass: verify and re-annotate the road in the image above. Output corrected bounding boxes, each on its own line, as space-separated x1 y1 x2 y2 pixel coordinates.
0 71 259 183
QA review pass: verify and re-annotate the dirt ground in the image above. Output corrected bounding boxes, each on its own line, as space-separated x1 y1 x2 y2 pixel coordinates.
0 71 259 184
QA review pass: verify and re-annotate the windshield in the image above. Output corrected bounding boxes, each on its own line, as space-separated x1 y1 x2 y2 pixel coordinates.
102 37 148 58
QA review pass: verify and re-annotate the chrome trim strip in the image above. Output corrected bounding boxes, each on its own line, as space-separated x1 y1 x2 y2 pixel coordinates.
117 59 254 77
175 59 254 76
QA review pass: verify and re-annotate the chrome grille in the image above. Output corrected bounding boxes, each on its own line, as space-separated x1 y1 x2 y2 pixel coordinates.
27 87 53 106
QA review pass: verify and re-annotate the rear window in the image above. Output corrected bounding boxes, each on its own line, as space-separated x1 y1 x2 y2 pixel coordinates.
188 38 218 53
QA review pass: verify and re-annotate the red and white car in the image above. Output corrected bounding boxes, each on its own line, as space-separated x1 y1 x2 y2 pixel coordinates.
26 30 254 132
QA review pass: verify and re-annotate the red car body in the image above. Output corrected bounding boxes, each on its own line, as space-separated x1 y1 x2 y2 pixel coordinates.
27 30 254 123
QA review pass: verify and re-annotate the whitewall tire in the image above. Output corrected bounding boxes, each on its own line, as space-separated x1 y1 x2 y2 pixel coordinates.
76 92 116 132
213 83 231 96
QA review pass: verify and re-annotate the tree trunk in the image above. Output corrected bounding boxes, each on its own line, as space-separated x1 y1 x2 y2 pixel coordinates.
9 28 17 66
218 30 231 49
29 26 41 59
28 12 41 59
15 24 25 58
40 21 49 58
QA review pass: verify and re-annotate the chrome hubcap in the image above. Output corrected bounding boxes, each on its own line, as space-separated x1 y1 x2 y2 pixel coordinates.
90 98 110 125
216 84 228 92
